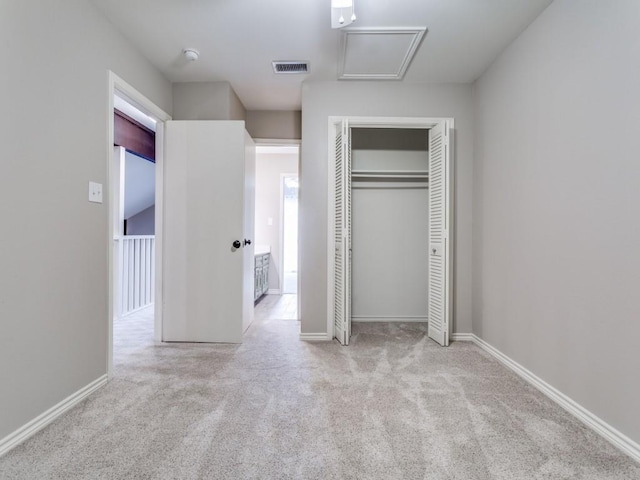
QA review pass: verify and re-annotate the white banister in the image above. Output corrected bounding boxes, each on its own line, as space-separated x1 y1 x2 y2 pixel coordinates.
116 235 155 316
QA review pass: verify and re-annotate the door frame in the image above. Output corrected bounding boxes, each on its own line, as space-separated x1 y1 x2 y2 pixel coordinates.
326 115 455 343
254 138 301 313
107 72 171 377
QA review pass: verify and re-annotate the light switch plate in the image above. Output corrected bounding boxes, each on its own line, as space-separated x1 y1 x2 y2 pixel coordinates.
89 181 103 203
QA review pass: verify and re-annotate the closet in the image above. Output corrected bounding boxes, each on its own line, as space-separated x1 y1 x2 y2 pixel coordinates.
330 118 452 347
351 127 430 326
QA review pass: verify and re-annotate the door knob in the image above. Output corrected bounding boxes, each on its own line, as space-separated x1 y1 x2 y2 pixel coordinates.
244 239 252 246
232 240 241 249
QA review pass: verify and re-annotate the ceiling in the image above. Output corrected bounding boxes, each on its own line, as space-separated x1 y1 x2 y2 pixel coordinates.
91 0 553 111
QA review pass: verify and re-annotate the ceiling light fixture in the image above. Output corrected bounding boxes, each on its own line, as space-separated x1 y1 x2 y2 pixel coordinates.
331 0 356 29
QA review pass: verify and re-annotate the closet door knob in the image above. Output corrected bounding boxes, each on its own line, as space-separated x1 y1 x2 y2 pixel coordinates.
232 240 241 249
244 239 252 246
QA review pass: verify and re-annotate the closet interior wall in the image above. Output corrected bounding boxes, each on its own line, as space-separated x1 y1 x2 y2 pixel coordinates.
351 128 430 323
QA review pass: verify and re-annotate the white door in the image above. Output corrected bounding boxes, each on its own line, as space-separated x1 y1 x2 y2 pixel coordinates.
163 121 254 343
333 120 352 345
242 132 256 333
428 121 452 346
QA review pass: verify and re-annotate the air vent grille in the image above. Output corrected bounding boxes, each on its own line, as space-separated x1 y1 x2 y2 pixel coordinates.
272 61 309 74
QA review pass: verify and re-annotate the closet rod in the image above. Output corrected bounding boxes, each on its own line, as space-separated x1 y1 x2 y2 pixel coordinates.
351 174 429 180
352 183 429 190
351 169 429 180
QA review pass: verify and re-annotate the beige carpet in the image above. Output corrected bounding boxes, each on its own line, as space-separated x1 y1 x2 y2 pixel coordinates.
1 302 638 479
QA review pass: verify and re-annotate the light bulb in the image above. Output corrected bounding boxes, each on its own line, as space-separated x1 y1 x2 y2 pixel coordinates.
339 14 345 24
351 12 356 21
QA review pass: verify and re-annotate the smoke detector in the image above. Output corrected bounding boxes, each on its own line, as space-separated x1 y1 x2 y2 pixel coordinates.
272 61 309 74
183 48 200 62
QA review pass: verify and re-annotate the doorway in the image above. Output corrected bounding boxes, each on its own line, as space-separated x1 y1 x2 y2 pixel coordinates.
254 144 300 320
112 100 157 314
108 72 170 377
328 116 454 347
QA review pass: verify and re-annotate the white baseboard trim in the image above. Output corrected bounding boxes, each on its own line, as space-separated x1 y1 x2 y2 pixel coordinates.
451 332 474 342
300 333 332 341
470 334 640 464
267 289 282 295
0 374 108 457
352 315 427 323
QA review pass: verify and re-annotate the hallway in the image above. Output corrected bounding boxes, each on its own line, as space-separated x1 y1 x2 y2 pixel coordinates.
254 293 297 321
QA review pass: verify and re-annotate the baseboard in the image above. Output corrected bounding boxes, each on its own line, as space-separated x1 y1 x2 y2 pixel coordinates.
302 330 472 342
351 316 427 323
451 332 474 342
300 333 332 341
267 289 281 295
470 334 640 464
0 374 108 457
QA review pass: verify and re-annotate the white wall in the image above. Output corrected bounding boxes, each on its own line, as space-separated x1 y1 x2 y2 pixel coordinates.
0 0 171 441
300 82 474 335
254 150 299 291
124 151 155 220
229 87 247 122
352 188 429 320
127 205 155 235
246 111 302 140
172 82 246 121
473 0 640 444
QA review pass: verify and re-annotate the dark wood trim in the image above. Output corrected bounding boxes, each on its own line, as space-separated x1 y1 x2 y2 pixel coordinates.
114 109 155 161
115 109 154 133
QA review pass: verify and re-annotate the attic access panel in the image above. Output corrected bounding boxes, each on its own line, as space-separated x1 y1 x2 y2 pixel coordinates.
338 27 426 80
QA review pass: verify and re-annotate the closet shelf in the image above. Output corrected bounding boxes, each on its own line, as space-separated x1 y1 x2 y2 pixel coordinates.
351 170 429 180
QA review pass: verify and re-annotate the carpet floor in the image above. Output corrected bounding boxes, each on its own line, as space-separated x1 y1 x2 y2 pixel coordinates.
1 301 639 479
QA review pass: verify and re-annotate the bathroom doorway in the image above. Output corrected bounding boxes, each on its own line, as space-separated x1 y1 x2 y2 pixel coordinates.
254 144 299 320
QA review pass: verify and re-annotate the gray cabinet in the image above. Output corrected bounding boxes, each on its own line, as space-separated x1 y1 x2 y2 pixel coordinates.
254 253 270 301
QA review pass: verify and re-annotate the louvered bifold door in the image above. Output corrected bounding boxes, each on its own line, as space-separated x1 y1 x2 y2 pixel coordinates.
345 122 352 343
333 120 351 345
428 121 451 346
333 122 346 344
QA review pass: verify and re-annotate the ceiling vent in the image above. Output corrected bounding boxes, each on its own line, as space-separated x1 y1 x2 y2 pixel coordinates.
272 61 310 74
